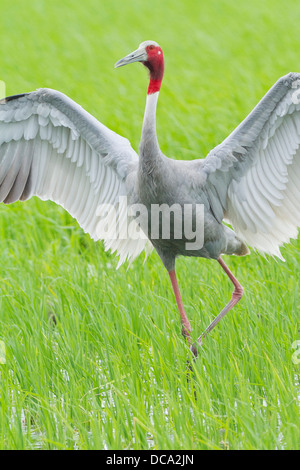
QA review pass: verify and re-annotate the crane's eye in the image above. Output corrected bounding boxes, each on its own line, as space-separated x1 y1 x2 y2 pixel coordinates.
148 45 156 50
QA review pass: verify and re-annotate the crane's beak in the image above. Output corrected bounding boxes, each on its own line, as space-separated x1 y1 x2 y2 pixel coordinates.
114 47 147 68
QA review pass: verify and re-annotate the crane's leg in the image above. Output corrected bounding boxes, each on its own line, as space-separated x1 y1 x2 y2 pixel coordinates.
197 256 244 349
169 270 198 391
168 270 193 348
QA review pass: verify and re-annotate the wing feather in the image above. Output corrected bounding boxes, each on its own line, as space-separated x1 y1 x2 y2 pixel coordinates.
0 88 151 266
5 141 33 204
203 73 300 257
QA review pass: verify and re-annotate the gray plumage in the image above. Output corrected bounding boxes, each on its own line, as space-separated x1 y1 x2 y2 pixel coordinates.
0 88 149 267
0 72 300 269
0 41 300 352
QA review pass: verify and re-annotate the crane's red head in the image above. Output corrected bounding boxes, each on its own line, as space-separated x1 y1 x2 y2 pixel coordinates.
115 40 164 95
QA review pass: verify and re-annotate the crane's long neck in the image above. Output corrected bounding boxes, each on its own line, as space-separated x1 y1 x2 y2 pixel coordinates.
139 55 164 174
140 91 160 157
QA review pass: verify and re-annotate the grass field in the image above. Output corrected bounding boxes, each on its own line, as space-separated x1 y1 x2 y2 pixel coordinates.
0 0 299 450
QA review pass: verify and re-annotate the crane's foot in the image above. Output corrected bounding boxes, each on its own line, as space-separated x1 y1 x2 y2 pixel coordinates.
188 335 203 360
190 342 199 358
186 341 200 373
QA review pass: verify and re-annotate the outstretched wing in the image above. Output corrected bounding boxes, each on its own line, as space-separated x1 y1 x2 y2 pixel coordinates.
202 73 300 258
0 88 149 267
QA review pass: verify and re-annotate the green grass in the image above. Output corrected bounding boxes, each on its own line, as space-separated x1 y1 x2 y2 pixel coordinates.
0 0 299 450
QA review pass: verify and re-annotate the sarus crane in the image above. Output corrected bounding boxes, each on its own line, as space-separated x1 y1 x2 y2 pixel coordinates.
0 40 300 356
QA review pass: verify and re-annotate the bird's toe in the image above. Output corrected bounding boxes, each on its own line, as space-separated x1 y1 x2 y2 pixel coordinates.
190 343 199 358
